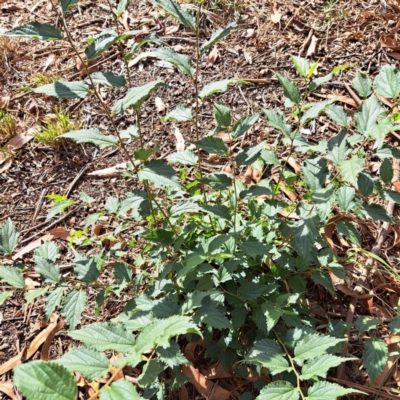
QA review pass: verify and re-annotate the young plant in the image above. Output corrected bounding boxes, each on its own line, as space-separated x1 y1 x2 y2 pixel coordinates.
0 109 16 140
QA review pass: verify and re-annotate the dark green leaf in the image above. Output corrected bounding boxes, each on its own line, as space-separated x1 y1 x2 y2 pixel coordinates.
381 189 400 204
213 102 231 126
357 171 374 197
35 257 61 283
150 0 195 29
326 129 349 166
232 113 260 138
354 316 380 333
153 48 194 77
86 72 126 87
352 71 372 97
380 158 393 184
336 221 361 247
325 105 351 127
363 339 388 384
74 256 99 283
236 142 265 166
0 218 19 255
302 157 328 191
63 290 87 329
2 22 64 40
239 238 267 258
45 287 66 320
361 204 393 222
200 21 240 54
276 73 301 105
0 265 25 288
34 79 88 99
138 160 182 188
194 136 228 155
201 172 233 190
85 30 119 60
263 109 292 137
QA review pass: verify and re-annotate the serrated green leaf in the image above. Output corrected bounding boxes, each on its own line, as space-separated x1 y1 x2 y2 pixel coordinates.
257 381 298 400
262 302 283 331
200 21 240 54
260 149 280 165
2 22 64 40
239 238 267 258
112 80 166 113
300 99 337 124
153 48 194 77
45 287 66 320
35 257 61 283
56 347 109 380
381 189 400 204
86 72 126 87
79 191 95 205
301 354 353 380
352 71 372 97
238 282 270 301
339 156 363 186
0 265 25 288
263 109 292 137
199 79 241 99
69 323 135 352
120 125 139 139
326 128 349 166
355 95 386 135
361 204 393 222
201 204 231 220
276 73 301 105
46 199 74 221
355 316 380 333
138 160 182 188
309 73 333 92
201 172 233 190
33 79 88 99
370 117 400 149
62 129 118 149
389 317 400 334
246 340 290 375
170 201 200 216
62 290 87 329
34 241 59 262
196 304 231 329
104 196 120 213
100 379 141 400
336 221 361 247
60 0 78 13
0 291 13 306
85 30 119 60
25 287 49 305
294 333 343 361
357 171 374 197
113 262 132 296
236 142 265 166
291 55 311 78
162 104 193 122
363 339 388 384
138 359 166 387
325 104 351 127
232 113 260 138
0 218 19 254
84 212 103 228
302 157 328 191
14 361 77 400
380 158 393 184
74 256 99 283
158 341 189 367
150 0 195 29
167 150 198 165
293 211 318 262
374 64 400 99
194 136 228 155
307 381 365 400
213 102 231 126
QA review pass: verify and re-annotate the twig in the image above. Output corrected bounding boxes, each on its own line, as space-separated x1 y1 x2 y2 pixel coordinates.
31 188 47 222
64 165 88 198
343 82 361 106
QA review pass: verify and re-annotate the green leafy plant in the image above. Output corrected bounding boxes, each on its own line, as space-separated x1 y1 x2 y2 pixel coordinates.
2 0 400 398
0 109 16 140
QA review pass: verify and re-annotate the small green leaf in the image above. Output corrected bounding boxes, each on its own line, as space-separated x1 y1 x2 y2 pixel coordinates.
236 142 265 166
339 156 363 186
354 316 380 333
325 105 351 127
300 99 337 125
257 381 298 400
62 129 118 149
0 291 13 306
63 290 87 330
374 64 400 100
302 157 328 191
380 158 393 184
167 150 198 165
60 0 78 13
33 79 89 99
34 241 59 262
14 361 77 400
309 73 333 92
239 238 267 258
194 136 228 155
162 104 193 122
85 30 119 60
199 79 242 99
46 199 74 221
2 22 64 40
150 0 195 29
0 265 25 288
86 72 126 87
352 71 372 97
0 218 19 254
354 95 385 136
326 128 349 166
56 347 109 380
74 256 99 283
301 354 353 380
307 381 365 400
381 189 400 204
200 21 240 54
263 109 292 137
232 113 260 138
361 204 393 222
35 257 61 283
336 221 361 247
117 0 130 17
25 287 49 305
104 196 120 214
100 379 141 400
276 73 301 105
153 48 194 77
294 333 344 361
357 171 374 197
291 55 311 78
113 80 166 113
201 172 232 190
45 287 66 320
363 339 388 384
213 102 231 126
79 192 95 205
138 160 182 188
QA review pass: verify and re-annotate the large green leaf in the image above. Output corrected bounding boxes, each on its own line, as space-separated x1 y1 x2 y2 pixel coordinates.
339 156 363 186
85 30 119 60
354 95 385 136
33 79 89 99
74 256 99 283
0 218 19 255
150 0 195 29
232 113 260 138
2 22 64 40
290 55 311 78
86 72 126 88
34 241 59 262
35 257 61 283
200 21 240 54
153 48 194 77
256 381 299 400
263 109 292 137
62 290 87 330
374 64 400 100
60 0 78 13
162 104 193 122
56 347 109 380
138 160 182 188
199 79 241 100
0 265 25 288
100 379 141 400
325 104 351 127
213 102 231 127
361 204 393 222
14 361 77 400
276 73 301 105
45 287 66 320
300 99 337 124
62 129 118 149
352 71 372 97
362 339 388 383
112 81 166 113
194 136 228 155
302 157 328 191
69 323 135 352
300 355 353 380
294 333 343 361
167 150 198 165
307 381 365 400
326 129 349 166
236 142 265 166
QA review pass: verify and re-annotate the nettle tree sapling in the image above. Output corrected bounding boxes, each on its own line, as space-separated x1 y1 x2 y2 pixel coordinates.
1 0 400 398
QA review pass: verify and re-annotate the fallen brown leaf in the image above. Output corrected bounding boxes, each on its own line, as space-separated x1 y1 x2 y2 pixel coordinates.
165 25 179 35
215 132 233 143
49 227 71 241
0 382 18 400
0 96 10 109
306 35 319 57
155 96 166 112
270 1 281 23
12 233 54 260
206 46 219 67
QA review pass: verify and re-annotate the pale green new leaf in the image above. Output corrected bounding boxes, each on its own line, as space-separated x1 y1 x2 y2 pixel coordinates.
46 200 74 221
200 21 240 54
153 48 194 77
232 113 260 138
339 156 363 186
246 339 290 375
374 64 400 99
62 290 87 330
162 104 193 122
62 129 118 149
151 0 195 29
25 287 49 305
291 55 311 78
0 291 13 306
56 347 109 380
100 379 141 400
14 361 77 400
138 160 182 188
0 218 19 254
86 72 126 87
354 95 385 135
352 71 372 97
294 333 343 361
167 150 198 165
236 142 265 166
307 381 365 400
363 339 388 383
276 73 301 105
2 22 64 40
60 0 78 13
256 381 298 400
112 80 166 113
33 79 88 99
325 104 351 127
300 354 354 380
199 79 241 99
0 265 25 288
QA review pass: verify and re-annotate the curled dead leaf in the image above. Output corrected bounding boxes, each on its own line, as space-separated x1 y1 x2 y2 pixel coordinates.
155 96 166 112
206 46 219 67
